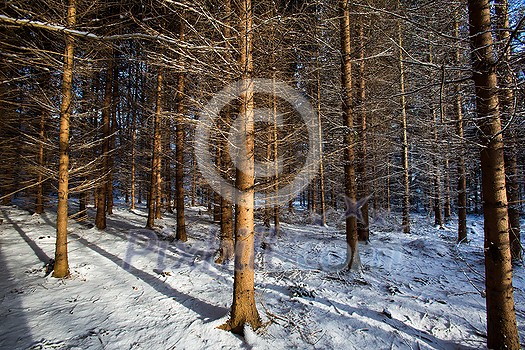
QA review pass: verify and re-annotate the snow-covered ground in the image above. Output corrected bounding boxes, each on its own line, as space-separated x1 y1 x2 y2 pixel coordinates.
0 203 523 349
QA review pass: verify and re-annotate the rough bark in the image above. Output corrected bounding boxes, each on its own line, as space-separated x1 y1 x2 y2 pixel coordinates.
95 53 113 230
175 14 187 241
494 0 521 261
340 0 360 269
468 0 520 348
35 95 47 214
398 15 410 234
356 17 368 241
220 0 261 334
454 13 467 241
53 0 76 278
146 69 163 228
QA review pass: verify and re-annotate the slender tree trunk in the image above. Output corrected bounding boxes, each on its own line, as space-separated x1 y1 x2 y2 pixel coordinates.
175 15 187 241
35 98 47 214
107 59 118 216
95 53 113 230
383 159 389 212
272 71 281 234
455 59 468 241
356 18 368 241
443 158 451 221
398 16 410 234
340 0 360 269
216 5 234 260
130 93 137 210
164 105 173 214
191 144 197 207
216 104 234 263
146 69 163 228
54 0 76 278
468 0 519 347
495 0 521 261
432 109 443 228
221 0 260 334
315 68 327 227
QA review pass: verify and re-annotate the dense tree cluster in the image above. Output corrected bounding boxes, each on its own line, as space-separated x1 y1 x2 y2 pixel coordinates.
0 0 523 347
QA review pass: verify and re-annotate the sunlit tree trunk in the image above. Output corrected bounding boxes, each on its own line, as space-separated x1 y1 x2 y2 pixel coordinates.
54 0 76 278
175 14 187 241
494 0 520 261
221 0 261 334
340 0 360 269
468 0 519 347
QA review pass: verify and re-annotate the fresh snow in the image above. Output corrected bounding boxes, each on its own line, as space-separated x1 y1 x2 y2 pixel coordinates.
0 204 523 349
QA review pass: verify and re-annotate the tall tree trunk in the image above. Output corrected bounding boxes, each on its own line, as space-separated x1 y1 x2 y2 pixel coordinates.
494 0 520 261
272 71 281 234
221 0 261 334
54 0 76 278
356 17 368 241
107 59 118 216
175 15 187 241
315 67 326 227
468 0 520 347
216 104 234 263
432 109 443 228
35 94 47 214
443 158 451 221
146 69 163 228
398 15 410 234
130 86 137 210
95 53 113 230
455 29 468 240
340 0 360 269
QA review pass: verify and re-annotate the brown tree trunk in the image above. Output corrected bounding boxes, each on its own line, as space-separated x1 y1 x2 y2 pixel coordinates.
146 69 163 228
107 60 118 216
95 53 113 230
130 92 137 210
443 158 451 221
221 0 261 334
175 15 187 241
53 0 76 278
216 94 234 263
454 9 467 243
272 72 281 234
35 97 47 214
315 68 327 227
494 0 520 261
164 103 173 214
468 0 520 347
398 15 410 234
432 109 443 228
340 0 360 269
356 18 368 241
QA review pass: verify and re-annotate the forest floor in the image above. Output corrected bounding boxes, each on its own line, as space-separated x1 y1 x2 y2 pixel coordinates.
0 202 524 349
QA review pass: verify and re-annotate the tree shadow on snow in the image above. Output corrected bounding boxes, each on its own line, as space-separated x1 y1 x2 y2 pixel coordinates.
0 212 37 348
260 282 481 349
68 233 228 322
1 211 52 264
